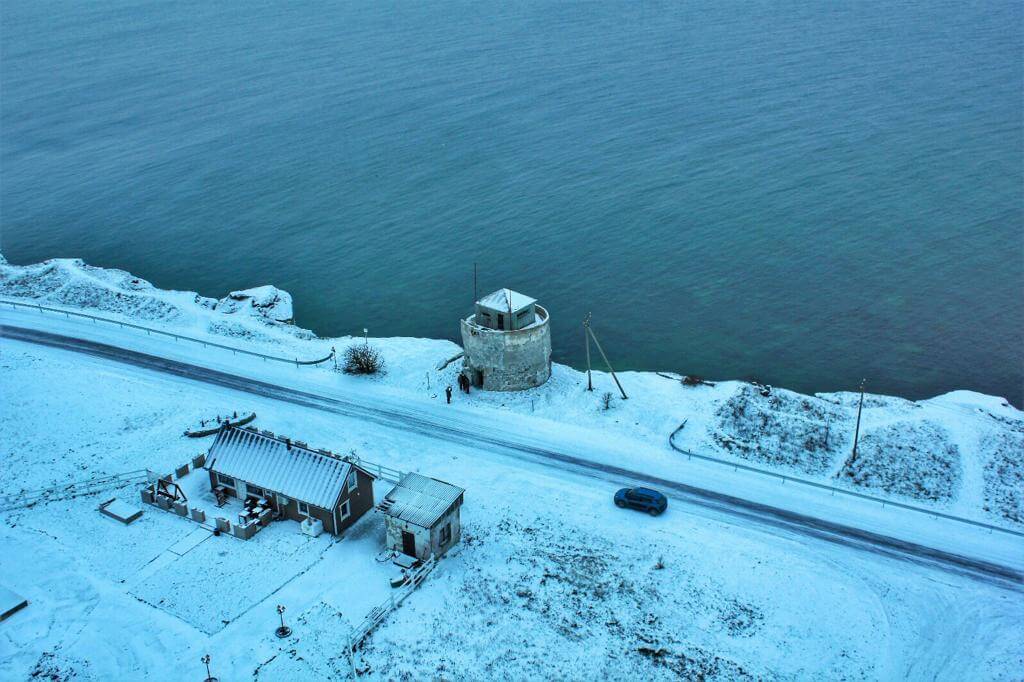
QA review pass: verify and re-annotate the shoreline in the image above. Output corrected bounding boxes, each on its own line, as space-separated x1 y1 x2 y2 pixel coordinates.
2 253 1017 409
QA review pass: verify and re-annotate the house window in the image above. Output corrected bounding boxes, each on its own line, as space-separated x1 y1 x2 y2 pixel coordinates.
217 473 235 488
248 486 265 499
298 501 309 515
347 471 357 493
439 523 451 545
340 500 351 520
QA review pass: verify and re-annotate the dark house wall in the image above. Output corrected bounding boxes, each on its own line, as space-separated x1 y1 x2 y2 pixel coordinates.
335 468 375 533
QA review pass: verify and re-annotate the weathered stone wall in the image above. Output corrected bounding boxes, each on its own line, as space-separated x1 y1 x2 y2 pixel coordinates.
385 515 432 559
428 506 462 557
460 305 551 391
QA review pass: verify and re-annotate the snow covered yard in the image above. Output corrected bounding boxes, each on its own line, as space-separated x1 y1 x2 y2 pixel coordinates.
1 340 1022 680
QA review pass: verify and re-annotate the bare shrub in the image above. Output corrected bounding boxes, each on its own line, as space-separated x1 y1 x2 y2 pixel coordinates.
342 343 385 375
601 391 613 411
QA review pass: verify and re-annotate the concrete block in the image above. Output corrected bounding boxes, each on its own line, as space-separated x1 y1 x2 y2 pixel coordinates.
172 500 188 516
175 464 190 479
233 522 257 540
192 453 206 469
140 488 155 504
156 495 171 510
190 507 206 523
216 517 231 533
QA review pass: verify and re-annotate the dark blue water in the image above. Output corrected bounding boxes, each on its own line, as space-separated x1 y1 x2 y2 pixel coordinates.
2 1 1021 404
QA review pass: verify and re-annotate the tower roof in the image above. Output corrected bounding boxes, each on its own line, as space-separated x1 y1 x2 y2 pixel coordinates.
477 288 536 313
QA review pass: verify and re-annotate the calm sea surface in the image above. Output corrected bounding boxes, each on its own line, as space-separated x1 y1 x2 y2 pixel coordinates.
2 2 1021 404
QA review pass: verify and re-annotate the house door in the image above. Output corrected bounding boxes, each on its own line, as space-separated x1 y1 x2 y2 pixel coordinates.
497 313 505 330
401 530 417 557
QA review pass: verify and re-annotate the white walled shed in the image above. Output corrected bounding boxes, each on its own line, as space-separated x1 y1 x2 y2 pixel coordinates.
379 473 464 560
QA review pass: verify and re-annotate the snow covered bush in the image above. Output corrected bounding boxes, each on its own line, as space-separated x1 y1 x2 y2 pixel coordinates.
839 422 960 502
980 419 1024 524
713 385 849 474
342 343 385 375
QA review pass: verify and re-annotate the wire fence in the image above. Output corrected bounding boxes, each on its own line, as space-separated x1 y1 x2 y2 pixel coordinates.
1 298 335 366
668 421 1024 539
348 556 437 655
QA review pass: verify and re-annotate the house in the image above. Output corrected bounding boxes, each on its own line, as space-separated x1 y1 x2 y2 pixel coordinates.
379 472 465 560
206 426 375 536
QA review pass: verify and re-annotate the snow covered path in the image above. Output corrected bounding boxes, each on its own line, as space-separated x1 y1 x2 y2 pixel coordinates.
3 318 1021 589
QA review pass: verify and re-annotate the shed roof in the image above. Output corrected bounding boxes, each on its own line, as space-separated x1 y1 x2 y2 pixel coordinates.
476 288 536 314
381 472 464 528
208 426 355 509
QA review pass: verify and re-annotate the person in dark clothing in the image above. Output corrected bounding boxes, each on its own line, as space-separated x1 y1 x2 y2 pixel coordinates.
445 385 453 404
458 373 469 394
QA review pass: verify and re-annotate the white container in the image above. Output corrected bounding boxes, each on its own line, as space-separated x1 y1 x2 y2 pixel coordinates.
300 516 324 537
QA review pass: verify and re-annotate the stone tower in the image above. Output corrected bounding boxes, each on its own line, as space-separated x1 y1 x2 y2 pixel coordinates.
460 288 552 391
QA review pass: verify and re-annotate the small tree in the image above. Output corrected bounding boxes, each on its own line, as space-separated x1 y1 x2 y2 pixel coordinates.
342 343 385 375
601 391 613 411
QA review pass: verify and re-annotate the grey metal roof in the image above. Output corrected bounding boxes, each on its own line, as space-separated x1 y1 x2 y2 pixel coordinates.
208 427 351 509
476 288 536 313
382 472 464 528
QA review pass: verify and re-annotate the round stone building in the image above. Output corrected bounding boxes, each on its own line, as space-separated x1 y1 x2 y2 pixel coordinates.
460 288 551 391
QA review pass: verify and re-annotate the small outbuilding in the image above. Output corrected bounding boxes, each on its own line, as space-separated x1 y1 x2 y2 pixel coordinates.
207 425 375 536
379 473 464 560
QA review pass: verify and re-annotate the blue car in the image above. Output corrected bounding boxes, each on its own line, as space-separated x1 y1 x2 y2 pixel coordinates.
614 487 667 516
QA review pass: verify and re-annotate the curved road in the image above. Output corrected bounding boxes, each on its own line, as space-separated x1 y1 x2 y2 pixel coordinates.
3 324 1021 589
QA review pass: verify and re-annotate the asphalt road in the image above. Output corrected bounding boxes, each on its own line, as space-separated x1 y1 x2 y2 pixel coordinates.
3 323 1022 589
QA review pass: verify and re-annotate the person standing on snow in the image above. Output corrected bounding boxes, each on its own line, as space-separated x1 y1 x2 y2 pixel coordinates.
445 385 453 404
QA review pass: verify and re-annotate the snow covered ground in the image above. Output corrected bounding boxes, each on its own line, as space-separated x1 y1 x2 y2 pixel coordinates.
1 256 1023 679
1 341 1021 680
2 256 1022 527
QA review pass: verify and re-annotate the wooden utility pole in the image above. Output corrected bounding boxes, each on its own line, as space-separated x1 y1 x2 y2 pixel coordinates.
583 313 593 391
851 379 866 464
584 316 627 400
